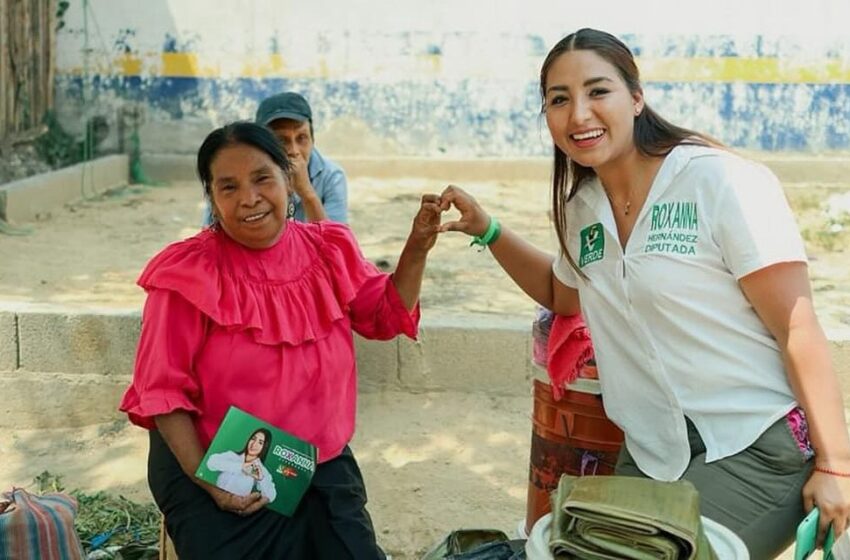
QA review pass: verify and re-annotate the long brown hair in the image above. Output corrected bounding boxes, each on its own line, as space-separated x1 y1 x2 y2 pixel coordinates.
541 29 714 276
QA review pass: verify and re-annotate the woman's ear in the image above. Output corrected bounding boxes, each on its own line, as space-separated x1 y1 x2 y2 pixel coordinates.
632 89 645 116
281 170 294 195
209 198 222 224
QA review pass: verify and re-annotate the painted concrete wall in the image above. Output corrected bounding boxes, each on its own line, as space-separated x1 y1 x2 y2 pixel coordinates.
0 155 128 222
54 0 850 156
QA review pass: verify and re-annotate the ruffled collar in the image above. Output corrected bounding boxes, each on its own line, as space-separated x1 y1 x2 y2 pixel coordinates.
138 222 375 345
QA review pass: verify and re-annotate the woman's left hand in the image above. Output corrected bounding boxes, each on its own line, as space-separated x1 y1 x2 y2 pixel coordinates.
407 194 443 254
802 467 850 546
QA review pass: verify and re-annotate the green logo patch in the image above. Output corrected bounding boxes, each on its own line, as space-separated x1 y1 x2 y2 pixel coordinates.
579 223 604 267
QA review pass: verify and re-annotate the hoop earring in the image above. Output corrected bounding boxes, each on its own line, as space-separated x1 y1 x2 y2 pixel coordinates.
287 201 296 219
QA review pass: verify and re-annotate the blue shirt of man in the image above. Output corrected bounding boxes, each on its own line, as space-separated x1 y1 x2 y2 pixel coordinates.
290 147 347 223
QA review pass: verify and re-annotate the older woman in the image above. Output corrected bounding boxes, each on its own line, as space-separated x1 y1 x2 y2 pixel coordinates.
120 122 441 559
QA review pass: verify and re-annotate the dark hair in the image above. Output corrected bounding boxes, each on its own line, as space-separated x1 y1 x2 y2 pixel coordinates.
197 121 293 210
541 28 715 275
239 428 272 463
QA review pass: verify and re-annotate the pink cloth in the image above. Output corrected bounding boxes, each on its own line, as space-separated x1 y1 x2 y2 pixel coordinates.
546 313 594 400
119 221 419 463
786 407 815 460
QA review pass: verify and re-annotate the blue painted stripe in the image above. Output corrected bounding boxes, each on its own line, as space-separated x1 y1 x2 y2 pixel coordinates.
56 76 850 152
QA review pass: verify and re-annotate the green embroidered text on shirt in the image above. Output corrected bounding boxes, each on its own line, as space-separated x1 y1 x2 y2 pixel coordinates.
645 202 699 255
579 223 605 267
650 201 698 231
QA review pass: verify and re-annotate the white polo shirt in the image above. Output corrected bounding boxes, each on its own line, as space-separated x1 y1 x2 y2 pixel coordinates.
553 145 807 481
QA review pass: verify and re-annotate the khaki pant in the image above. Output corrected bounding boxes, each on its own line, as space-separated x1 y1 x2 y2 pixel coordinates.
616 416 812 560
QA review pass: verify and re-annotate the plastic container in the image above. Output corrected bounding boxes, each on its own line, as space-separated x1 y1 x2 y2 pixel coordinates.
702 516 750 559
525 379 624 535
525 513 749 560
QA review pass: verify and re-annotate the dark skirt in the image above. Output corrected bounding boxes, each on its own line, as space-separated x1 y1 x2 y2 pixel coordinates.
148 430 386 560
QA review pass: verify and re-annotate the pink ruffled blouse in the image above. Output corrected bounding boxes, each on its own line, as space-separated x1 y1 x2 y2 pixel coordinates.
119 221 419 463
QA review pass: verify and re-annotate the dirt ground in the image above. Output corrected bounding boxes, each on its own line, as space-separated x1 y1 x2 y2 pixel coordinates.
0 391 534 559
1 174 846 559
0 391 814 559
0 176 848 336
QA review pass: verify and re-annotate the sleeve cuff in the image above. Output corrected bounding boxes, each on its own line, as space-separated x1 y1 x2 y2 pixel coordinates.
120 388 201 429
734 255 809 281
552 255 578 289
385 278 421 340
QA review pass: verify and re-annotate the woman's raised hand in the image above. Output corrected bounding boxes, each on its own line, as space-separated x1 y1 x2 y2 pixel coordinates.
438 185 490 237
405 186 492 250
406 193 443 254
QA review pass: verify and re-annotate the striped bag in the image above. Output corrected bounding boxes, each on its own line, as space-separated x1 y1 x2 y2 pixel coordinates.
0 488 84 560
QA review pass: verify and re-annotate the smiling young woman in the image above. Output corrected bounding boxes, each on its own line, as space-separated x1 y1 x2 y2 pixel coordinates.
437 28 850 559
543 51 645 174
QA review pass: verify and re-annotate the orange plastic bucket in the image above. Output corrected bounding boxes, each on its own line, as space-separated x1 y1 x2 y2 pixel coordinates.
525 379 624 535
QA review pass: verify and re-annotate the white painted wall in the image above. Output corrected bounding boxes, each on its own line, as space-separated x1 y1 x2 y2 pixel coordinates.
53 0 850 155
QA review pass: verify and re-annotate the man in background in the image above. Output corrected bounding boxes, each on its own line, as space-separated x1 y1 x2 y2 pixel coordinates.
254 92 348 223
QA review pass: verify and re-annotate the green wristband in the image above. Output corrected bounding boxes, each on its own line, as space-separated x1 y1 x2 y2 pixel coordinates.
470 216 501 247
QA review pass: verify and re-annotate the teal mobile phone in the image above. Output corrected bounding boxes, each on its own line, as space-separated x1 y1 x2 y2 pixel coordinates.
795 507 835 560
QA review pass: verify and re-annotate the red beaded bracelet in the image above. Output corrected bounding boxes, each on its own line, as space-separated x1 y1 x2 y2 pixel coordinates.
814 465 850 478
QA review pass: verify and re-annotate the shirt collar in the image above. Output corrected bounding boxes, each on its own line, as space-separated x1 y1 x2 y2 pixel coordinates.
642 144 713 211
574 143 712 227
307 148 325 182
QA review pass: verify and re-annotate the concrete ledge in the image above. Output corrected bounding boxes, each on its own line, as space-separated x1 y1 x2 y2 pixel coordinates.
2 306 849 428
141 153 850 185
399 323 532 394
0 155 129 223
17 310 141 375
0 311 17 371
0 372 128 428
355 335 400 391
140 153 196 183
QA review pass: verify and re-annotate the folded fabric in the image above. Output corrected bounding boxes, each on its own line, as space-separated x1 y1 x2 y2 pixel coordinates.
549 475 717 560
547 313 594 400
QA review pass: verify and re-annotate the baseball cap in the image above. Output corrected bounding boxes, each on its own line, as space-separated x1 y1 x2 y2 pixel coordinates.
255 92 312 125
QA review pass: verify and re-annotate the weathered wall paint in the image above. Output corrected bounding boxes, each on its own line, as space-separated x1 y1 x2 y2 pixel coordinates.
54 1 850 155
